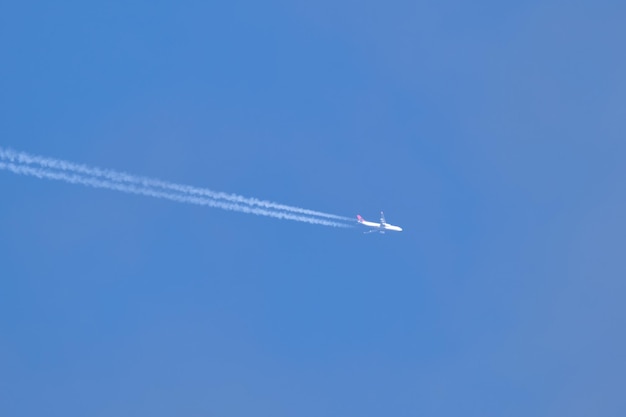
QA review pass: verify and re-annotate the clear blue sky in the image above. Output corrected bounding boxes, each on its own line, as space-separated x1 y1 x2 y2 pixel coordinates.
1 1 625 416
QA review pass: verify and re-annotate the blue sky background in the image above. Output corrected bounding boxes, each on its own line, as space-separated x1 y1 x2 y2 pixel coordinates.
1 1 625 415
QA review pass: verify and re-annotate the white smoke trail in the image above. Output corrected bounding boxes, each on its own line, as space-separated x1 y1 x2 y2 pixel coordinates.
0 161 352 228
0 147 352 221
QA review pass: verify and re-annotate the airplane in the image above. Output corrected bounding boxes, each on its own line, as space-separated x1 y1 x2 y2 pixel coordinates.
356 211 403 233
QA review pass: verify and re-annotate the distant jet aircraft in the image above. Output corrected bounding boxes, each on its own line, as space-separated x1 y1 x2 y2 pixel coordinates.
356 211 403 233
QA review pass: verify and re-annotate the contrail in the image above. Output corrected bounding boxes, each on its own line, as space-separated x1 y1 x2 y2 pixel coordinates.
0 147 352 221
0 161 353 228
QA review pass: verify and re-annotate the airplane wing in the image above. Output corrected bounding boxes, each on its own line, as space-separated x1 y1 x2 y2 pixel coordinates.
380 211 386 224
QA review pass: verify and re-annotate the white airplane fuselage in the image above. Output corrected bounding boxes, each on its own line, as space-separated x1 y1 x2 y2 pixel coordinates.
357 212 403 233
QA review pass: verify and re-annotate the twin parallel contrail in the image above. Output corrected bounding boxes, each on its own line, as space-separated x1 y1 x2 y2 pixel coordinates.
0 147 353 228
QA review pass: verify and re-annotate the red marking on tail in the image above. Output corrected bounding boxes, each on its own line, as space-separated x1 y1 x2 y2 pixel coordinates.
357 214 364 222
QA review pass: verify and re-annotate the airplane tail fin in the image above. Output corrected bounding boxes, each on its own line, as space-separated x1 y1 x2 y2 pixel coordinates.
356 214 364 223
